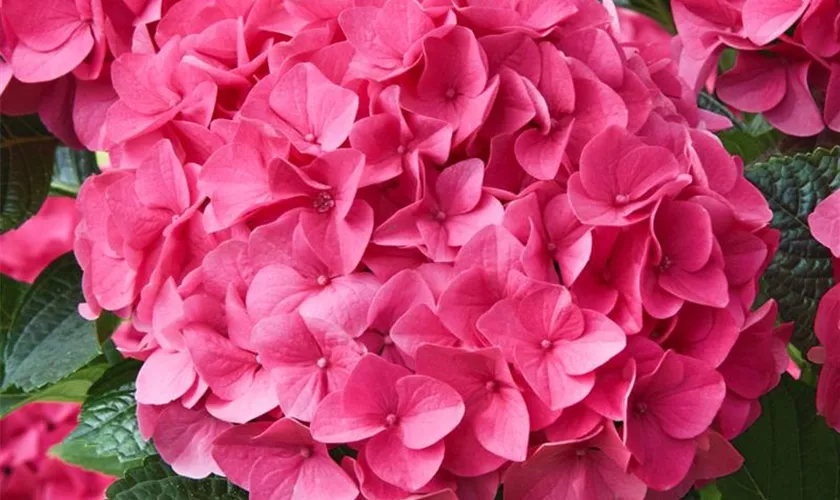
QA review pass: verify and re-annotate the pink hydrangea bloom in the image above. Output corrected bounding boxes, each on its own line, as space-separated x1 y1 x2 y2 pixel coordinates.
0 403 114 499
0 0 793 497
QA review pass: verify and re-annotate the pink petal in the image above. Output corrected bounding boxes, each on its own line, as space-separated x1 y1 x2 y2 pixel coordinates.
153 405 232 479
764 61 825 137
810 190 840 258
268 62 359 153
743 0 810 45
396 375 465 449
366 430 446 492
183 325 258 401
135 350 196 405
717 53 787 113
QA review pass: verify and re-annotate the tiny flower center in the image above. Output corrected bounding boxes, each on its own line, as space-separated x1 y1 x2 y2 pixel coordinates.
434 211 447 222
540 339 553 350
546 242 557 252
658 256 672 272
316 275 330 286
634 402 648 416
304 133 316 143
445 88 457 99
385 413 398 427
316 357 328 369
313 191 336 214
576 449 587 458
397 145 407 155
299 447 312 458
614 193 630 205
485 380 499 392
601 269 613 283
383 334 394 345
255 354 263 364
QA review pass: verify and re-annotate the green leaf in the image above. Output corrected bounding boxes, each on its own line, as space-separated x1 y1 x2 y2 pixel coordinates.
52 360 155 476
745 147 840 350
717 376 840 500
0 274 28 382
2 253 101 391
0 115 57 232
0 362 107 416
106 456 248 500
51 146 99 197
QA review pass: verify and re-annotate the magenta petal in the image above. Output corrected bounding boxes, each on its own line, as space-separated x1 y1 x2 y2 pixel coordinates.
366 430 445 492
810 190 840 258
396 375 465 449
184 325 257 401
763 62 825 137
135 350 196 405
153 405 232 479
743 0 810 45
717 53 787 113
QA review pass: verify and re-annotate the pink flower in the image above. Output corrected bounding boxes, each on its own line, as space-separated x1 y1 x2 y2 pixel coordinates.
503 190 592 285
641 199 729 318
0 197 79 283
198 119 291 230
567 126 690 226
716 50 824 137
366 269 437 365
339 0 440 81
401 26 500 146
416 345 529 464
245 213 379 333
312 354 465 491
624 351 726 491
106 38 218 144
798 0 840 58
454 0 578 34
3 0 104 83
239 62 359 155
139 403 232 479
809 190 840 258
514 43 629 179
741 0 810 46
0 403 114 500
350 85 453 188
812 286 840 431
213 418 358 500
478 285 626 410
253 313 363 421
270 149 375 275
504 424 647 500
374 158 504 262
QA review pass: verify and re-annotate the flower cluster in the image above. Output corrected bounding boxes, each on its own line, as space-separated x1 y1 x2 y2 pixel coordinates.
808 194 840 432
0 403 114 499
673 0 840 137
1 0 792 498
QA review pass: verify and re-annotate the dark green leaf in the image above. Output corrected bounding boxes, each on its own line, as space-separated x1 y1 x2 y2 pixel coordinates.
0 274 28 383
745 147 840 350
717 376 840 500
2 253 101 391
0 115 57 232
0 362 107 416
96 311 122 344
51 147 99 197
52 360 155 476
106 456 248 500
